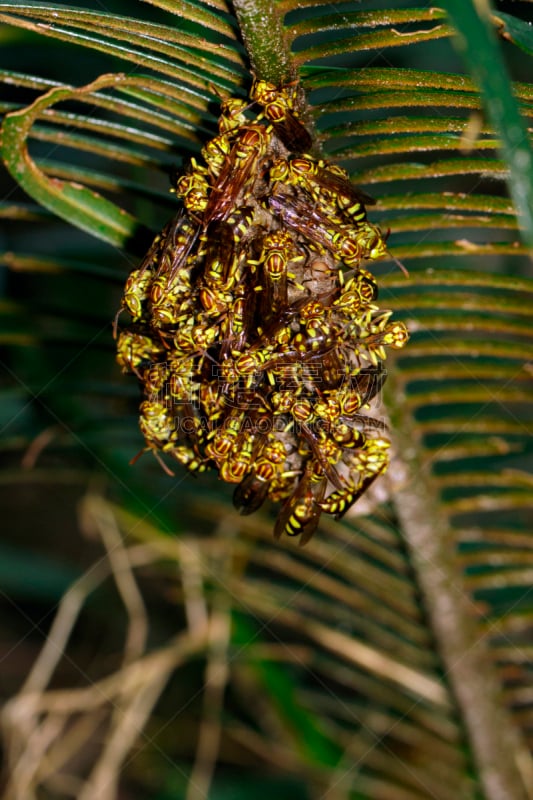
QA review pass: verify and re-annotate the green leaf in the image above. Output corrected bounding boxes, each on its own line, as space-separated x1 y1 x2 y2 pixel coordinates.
444 0 533 249
1 74 155 247
0 3 244 92
493 10 533 57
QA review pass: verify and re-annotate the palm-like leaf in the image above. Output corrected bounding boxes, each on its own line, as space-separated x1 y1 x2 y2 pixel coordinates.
1 2 532 799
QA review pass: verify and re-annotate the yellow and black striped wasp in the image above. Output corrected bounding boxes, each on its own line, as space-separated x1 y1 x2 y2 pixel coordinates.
250 77 312 153
202 124 273 228
273 461 327 545
233 437 290 514
319 436 390 519
268 184 388 266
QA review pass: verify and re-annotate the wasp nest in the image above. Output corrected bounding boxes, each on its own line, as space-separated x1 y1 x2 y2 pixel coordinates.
115 78 409 544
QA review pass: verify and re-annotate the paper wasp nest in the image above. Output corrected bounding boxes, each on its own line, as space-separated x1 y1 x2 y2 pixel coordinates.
115 79 409 544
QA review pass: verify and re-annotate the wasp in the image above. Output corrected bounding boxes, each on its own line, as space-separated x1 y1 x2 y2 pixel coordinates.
167 356 198 402
330 422 365 449
258 325 339 391
148 267 195 329
143 362 170 402
350 312 409 365
226 205 256 247
203 124 272 227
138 400 178 452
319 481 362 519
309 160 376 223
292 312 340 359
172 322 219 359
242 347 327 404
233 471 270 515
343 364 387 409
204 411 246 464
219 429 267 484
268 184 387 267
116 331 162 376
121 268 153 322
198 376 227 423
268 184 344 256
148 212 199 289
250 77 312 153
269 157 336 220
319 436 390 518
270 389 304 417
209 395 272 482
218 97 249 134
379 320 410 350
132 399 180 476
174 169 210 216
287 421 343 492
201 220 239 291
231 342 279 383
305 348 347 392
219 294 254 359
312 395 342 428
169 389 202 446
249 230 304 322
198 225 241 319
198 284 232 317
333 270 379 319
233 437 289 514
273 462 327 544
113 222 172 333
331 224 388 265
269 156 376 226
201 131 233 179
170 444 209 473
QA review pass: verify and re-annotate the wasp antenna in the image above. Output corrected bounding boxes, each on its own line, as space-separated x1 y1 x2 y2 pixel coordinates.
112 308 122 339
390 252 409 278
129 447 175 477
129 448 146 467
241 99 257 115
208 83 225 100
153 449 176 476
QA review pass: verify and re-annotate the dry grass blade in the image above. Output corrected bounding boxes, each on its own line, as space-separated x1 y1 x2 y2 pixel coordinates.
79 493 148 664
1 495 208 800
186 607 231 800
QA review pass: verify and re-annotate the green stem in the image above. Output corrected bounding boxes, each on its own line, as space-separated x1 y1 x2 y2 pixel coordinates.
231 0 295 85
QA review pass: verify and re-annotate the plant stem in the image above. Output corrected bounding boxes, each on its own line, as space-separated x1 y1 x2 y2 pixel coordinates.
231 0 295 84
387 377 531 800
